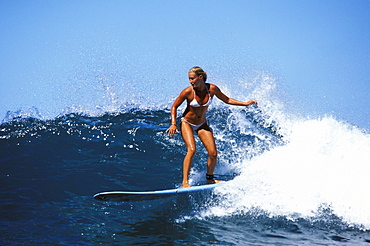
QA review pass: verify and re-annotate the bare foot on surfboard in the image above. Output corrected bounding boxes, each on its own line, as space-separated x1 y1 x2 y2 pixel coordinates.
181 183 191 188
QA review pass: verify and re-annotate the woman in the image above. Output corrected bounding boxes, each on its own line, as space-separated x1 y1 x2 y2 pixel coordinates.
166 66 257 188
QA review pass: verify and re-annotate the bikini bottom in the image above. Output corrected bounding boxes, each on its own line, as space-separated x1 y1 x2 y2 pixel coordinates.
181 117 206 131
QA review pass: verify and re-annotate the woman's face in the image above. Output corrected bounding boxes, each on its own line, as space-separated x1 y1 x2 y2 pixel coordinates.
188 72 203 87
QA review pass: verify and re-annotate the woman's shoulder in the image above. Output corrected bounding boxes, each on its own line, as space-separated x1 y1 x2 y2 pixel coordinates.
179 86 193 97
208 83 220 91
183 86 193 93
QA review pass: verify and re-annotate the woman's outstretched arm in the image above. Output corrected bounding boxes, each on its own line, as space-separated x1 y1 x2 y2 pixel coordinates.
213 85 257 106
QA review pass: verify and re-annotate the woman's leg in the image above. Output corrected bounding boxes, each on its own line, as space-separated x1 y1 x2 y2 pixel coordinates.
181 121 196 188
197 124 220 184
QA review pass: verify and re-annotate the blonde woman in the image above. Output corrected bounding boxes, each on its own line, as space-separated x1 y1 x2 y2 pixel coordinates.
166 67 257 188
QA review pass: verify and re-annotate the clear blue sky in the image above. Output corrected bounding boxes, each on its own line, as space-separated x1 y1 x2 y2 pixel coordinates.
1 0 369 129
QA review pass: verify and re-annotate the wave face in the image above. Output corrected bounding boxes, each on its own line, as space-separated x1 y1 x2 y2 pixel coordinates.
1 102 370 245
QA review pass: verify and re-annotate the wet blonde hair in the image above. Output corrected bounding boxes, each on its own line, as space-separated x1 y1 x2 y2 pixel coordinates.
189 66 207 82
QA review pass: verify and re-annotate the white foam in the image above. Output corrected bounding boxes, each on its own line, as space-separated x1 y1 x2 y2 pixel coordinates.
206 116 370 228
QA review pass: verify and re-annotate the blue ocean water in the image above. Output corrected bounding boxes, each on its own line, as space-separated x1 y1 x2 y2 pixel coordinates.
1 100 370 245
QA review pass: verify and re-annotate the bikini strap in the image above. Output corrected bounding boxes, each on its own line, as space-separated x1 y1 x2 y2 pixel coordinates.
193 84 211 100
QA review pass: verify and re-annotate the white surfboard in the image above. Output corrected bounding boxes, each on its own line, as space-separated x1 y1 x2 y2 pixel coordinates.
93 182 225 202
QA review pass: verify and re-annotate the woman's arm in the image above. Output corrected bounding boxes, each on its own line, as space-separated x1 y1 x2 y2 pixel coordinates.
166 88 189 137
213 84 258 106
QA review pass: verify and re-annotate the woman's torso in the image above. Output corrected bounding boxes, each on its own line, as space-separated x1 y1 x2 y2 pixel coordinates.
182 84 213 124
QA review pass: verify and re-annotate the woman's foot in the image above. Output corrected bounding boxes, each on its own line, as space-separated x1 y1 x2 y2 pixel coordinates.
206 179 223 184
206 174 223 184
181 182 191 188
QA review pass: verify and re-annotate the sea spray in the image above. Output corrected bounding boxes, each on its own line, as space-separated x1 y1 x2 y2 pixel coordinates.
206 116 370 229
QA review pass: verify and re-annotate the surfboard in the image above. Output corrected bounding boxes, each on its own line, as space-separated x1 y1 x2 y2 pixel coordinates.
93 182 225 202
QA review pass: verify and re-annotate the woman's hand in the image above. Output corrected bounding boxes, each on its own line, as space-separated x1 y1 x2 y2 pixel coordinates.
166 125 179 137
247 99 258 106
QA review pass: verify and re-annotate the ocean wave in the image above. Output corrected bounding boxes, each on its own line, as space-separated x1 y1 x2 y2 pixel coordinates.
2 103 369 246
